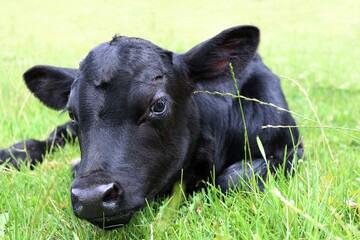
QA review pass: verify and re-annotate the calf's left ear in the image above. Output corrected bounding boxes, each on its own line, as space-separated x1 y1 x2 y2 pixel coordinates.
24 65 77 110
181 25 260 82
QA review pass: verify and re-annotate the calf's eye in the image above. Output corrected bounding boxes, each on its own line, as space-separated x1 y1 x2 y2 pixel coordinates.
151 99 167 114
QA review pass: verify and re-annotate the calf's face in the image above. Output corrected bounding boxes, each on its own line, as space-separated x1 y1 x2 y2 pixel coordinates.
23 26 259 228
68 38 198 227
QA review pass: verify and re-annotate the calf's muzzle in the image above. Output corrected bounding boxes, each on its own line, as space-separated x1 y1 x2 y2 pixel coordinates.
70 172 134 228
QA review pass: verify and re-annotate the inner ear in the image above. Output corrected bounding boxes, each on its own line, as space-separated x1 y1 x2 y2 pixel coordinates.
182 25 260 82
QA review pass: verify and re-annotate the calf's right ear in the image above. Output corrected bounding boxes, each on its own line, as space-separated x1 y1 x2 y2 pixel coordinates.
23 65 77 110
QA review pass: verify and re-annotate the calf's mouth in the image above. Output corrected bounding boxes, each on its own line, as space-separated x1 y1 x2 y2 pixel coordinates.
87 210 136 229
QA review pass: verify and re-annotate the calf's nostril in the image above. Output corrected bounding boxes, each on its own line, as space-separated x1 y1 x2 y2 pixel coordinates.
102 183 121 204
71 191 83 214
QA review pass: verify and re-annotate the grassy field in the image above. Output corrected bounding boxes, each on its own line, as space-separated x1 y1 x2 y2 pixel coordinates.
0 0 359 239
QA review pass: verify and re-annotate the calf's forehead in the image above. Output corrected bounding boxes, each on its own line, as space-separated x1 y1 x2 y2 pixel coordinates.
79 36 169 86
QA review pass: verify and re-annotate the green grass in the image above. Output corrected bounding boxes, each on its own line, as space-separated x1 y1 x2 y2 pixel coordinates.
0 0 359 239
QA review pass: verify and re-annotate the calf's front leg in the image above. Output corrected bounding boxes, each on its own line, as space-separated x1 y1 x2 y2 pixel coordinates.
216 159 269 192
0 121 77 169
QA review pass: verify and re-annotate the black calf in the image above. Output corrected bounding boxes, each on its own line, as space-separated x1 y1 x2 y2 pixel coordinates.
0 26 303 229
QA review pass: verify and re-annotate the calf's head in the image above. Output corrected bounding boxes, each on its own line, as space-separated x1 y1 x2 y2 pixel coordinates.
24 26 259 228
